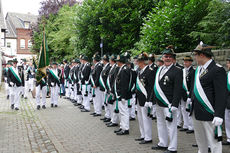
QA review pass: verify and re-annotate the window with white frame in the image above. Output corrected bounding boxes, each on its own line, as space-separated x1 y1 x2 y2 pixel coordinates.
28 40 32 48
20 39 25 49
24 22 30 29
7 42 11 48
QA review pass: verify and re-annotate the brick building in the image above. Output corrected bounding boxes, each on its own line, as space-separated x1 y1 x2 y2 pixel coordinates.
4 12 37 62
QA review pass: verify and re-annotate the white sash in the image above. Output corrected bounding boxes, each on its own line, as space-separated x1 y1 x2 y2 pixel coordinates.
182 68 189 95
136 76 147 99
10 67 22 83
49 69 60 82
154 66 170 107
227 72 230 92
194 67 214 114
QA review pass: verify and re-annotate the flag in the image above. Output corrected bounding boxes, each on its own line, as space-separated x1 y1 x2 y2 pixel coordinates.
36 29 49 83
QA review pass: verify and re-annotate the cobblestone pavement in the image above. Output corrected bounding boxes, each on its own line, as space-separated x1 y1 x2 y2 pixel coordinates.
0 88 229 153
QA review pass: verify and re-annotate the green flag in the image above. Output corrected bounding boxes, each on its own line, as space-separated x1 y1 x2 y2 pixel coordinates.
36 30 49 83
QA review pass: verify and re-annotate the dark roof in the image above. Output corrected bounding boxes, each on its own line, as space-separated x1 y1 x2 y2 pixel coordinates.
5 12 37 38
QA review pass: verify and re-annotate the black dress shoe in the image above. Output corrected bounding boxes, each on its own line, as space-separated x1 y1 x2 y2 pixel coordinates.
11 104 14 109
164 150 177 153
186 130 194 134
51 104 54 107
139 140 152 144
114 128 122 133
116 130 129 135
42 105 46 109
54 105 58 107
37 105 41 110
93 114 101 117
81 109 90 112
130 118 136 121
104 118 111 122
179 128 188 132
135 138 144 141
107 123 118 127
222 141 230 145
74 103 79 106
7 95 9 100
90 112 96 115
79 105 84 109
152 116 156 120
192 144 198 147
177 125 182 129
106 122 112 125
151 145 167 150
100 117 107 121
15 107 19 111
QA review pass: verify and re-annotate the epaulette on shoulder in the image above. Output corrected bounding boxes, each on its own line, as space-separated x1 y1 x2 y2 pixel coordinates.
216 63 223 67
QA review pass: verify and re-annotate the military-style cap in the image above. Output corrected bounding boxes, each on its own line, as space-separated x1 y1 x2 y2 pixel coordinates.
102 54 109 61
116 55 127 63
148 53 155 62
63 59 68 63
183 56 193 61
226 57 230 61
21 58 26 62
12 58 18 63
75 59 80 63
52 61 58 65
109 54 117 61
7 60 13 65
82 55 89 61
157 56 163 62
137 52 148 61
162 45 175 56
193 41 214 56
93 53 101 61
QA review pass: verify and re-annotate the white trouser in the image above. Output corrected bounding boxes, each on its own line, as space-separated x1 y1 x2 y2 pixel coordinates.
9 87 15 105
82 84 90 110
193 114 222 153
111 101 119 124
156 105 178 151
225 109 230 143
181 100 189 129
118 99 129 131
51 84 59 105
65 81 70 98
129 96 136 118
93 87 103 114
151 104 156 118
177 104 182 126
29 78 34 91
24 81 29 97
74 84 78 101
10 86 21 108
36 85 47 106
70 84 74 100
104 92 111 118
137 104 152 141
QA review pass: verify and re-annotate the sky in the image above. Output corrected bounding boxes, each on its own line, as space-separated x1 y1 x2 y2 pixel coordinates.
2 0 43 16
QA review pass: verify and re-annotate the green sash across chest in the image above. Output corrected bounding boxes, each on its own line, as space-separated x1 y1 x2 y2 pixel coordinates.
227 72 230 92
49 69 60 83
136 74 147 99
193 67 214 114
154 66 174 121
154 66 170 107
9 67 22 83
194 67 222 141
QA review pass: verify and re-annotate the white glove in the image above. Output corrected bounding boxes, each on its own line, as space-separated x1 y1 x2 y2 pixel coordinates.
10 82 14 86
170 106 178 113
51 82 54 86
121 98 126 102
212 117 223 126
144 102 149 108
186 98 192 105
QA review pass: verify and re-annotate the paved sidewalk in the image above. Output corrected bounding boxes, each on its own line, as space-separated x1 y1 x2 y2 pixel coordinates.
0 88 229 153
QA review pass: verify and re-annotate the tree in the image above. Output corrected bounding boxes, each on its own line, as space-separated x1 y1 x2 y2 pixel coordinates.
135 0 212 54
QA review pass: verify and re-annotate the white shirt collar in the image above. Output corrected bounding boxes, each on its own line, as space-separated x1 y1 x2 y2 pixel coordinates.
140 65 148 74
164 63 173 70
202 59 213 70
